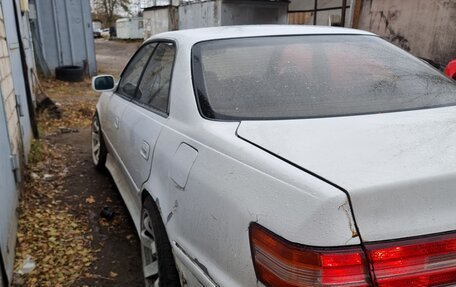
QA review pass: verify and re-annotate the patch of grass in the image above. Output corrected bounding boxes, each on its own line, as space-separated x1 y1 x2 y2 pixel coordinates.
28 139 43 164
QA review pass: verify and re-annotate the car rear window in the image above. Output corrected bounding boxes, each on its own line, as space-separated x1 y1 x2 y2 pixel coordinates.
191 35 456 120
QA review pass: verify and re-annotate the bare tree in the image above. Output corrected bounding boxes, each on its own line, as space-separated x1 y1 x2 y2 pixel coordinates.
91 0 130 28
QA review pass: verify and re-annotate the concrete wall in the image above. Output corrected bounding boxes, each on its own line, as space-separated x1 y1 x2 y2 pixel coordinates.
143 7 178 39
179 0 221 29
0 2 20 285
179 0 288 29
357 0 456 65
222 0 288 25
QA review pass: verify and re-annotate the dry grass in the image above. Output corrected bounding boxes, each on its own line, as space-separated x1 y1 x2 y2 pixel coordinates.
38 78 99 135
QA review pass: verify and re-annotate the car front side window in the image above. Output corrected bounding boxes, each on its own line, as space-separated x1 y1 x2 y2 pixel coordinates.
117 43 157 99
135 42 176 114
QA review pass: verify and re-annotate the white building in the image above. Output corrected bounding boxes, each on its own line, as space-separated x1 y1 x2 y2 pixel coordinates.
92 20 102 30
116 17 144 39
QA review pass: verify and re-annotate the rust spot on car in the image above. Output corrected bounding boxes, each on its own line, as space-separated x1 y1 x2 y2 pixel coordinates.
338 201 359 239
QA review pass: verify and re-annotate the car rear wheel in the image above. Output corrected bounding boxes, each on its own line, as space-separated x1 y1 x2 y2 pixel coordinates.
91 113 107 170
141 197 181 287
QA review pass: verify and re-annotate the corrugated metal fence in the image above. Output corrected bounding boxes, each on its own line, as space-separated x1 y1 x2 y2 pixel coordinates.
30 0 97 76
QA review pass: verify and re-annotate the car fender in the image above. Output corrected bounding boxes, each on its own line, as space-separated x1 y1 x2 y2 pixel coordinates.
141 121 359 287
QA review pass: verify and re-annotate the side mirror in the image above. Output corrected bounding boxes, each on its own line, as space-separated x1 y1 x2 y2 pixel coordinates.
444 60 456 80
92 75 115 92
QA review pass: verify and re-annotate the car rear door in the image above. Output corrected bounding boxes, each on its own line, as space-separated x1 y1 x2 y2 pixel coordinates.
118 42 176 192
103 43 156 164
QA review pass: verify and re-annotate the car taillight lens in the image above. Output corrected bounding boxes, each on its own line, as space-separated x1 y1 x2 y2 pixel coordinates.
365 232 456 287
249 223 371 287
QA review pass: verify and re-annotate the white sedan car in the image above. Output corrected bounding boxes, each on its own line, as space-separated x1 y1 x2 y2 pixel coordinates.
91 26 456 287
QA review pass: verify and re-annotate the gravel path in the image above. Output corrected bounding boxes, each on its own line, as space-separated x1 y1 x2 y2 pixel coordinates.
95 39 142 77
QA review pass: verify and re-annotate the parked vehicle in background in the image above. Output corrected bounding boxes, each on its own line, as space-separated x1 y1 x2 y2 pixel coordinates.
101 28 110 39
445 59 456 79
93 29 102 38
91 25 456 287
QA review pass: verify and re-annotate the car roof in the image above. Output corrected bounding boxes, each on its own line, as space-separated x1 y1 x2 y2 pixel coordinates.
146 25 376 45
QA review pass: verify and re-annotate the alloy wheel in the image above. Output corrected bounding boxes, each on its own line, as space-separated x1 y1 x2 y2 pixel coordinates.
91 117 101 165
141 209 160 287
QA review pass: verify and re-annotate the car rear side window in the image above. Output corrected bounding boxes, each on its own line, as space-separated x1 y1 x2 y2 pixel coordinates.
117 43 156 99
135 42 175 114
192 35 456 120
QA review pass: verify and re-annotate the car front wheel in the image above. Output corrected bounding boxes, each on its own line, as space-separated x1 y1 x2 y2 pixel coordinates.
91 113 107 170
141 197 181 287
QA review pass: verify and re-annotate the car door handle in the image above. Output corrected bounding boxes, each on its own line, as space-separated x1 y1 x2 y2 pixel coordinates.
114 117 119 129
140 141 150 160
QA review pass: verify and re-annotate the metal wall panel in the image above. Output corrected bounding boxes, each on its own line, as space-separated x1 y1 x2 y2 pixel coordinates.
32 0 96 76
0 92 18 286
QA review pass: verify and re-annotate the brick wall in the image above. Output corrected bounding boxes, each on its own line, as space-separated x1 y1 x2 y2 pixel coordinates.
0 5 21 157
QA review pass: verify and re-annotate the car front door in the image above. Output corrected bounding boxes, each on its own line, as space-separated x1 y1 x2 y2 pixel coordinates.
118 42 176 192
103 43 156 166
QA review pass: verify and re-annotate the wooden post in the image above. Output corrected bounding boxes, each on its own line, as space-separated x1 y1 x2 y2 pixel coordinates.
341 0 347 26
313 0 318 25
352 0 363 28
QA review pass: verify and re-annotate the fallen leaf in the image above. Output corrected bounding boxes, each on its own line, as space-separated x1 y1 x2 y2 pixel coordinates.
85 196 95 204
109 271 118 278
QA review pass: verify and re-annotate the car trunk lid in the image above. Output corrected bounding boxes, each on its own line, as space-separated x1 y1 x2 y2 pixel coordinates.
237 106 456 242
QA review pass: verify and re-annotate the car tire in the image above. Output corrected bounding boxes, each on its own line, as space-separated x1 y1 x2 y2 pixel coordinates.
141 196 181 287
91 113 107 171
55 65 84 82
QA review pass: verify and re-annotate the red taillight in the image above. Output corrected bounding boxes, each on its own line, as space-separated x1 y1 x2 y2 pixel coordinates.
250 223 456 287
365 232 456 287
249 223 371 287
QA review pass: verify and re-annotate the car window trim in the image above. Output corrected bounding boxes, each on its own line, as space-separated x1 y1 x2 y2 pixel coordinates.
131 44 159 100
115 42 158 100
130 39 177 118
